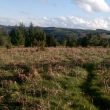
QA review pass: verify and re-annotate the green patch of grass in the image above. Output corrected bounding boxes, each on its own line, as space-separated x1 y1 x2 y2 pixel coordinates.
0 47 110 109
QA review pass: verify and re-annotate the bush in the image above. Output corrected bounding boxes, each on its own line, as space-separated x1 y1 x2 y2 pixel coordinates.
0 36 9 46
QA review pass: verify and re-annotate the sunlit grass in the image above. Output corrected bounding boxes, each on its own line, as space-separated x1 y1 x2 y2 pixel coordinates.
0 47 110 110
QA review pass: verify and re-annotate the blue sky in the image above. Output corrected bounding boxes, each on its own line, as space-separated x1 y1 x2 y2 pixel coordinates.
0 0 110 29
0 0 84 17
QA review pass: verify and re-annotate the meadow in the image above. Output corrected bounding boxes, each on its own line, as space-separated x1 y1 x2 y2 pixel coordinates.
0 47 110 110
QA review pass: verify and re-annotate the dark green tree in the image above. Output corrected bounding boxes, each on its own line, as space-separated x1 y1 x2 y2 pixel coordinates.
9 28 18 46
0 36 8 46
100 38 110 47
0 28 9 46
25 23 46 49
33 27 46 49
25 23 34 47
78 34 92 47
89 34 101 46
9 23 25 46
18 23 25 45
46 34 57 47
66 36 77 47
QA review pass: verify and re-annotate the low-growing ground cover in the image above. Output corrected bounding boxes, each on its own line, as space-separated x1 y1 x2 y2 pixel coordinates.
0 47 110 110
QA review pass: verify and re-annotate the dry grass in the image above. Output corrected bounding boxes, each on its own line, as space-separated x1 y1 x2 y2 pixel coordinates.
0 47 110 110
0 47 110 64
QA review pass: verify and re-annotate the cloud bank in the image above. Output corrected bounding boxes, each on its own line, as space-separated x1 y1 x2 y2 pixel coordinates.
74 0 110 12
0 16 110 30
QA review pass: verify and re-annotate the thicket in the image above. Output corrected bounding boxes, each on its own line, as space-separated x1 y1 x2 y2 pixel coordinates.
0 23 110 48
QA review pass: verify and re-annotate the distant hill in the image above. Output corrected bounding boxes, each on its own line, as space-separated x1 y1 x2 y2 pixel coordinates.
42 27 110 41
43 27 110 38
1 25 110 40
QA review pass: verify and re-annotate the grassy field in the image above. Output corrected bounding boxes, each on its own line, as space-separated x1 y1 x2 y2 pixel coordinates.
0 47 110 110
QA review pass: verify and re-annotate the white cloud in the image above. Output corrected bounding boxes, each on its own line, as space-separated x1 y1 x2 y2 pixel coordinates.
0 16 110 30
74 0 110 12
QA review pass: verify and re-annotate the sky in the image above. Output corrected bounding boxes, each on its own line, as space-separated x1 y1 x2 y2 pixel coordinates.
0 0 110 29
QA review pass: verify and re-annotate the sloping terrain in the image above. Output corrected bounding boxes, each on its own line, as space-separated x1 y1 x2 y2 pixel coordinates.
0 47 110 110
1 25 110 39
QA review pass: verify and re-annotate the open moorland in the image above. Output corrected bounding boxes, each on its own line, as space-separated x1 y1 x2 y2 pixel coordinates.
0 47 110 110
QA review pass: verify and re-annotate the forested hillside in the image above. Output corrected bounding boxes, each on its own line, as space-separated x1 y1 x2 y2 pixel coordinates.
1 24 110 48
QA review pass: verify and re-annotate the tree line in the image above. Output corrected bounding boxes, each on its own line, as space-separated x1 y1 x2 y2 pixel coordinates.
0 23 110 48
